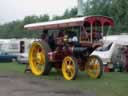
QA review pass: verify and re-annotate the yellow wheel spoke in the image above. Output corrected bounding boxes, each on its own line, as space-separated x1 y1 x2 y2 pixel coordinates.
62 56 78 80
85 55 103 79
36 64 42 71
69 66 74 76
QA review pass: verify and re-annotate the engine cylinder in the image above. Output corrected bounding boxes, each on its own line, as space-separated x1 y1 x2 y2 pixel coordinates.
72 47 88 56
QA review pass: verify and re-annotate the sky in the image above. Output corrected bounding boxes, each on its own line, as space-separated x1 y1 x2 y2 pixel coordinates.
0 0 78 24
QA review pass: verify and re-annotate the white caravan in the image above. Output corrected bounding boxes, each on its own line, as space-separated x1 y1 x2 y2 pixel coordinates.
91 35 128 71
0 38 37 55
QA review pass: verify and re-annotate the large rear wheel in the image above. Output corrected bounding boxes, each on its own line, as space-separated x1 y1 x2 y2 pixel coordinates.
62 56 78 80
29 41 51 76
85 55 103 79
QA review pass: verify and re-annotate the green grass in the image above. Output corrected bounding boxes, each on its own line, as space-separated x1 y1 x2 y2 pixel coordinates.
0 62 25 73
46 72 128 96
65 73 128 96
0 62 127 96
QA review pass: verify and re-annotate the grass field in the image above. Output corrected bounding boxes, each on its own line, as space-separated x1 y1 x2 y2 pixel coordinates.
0 62 127 96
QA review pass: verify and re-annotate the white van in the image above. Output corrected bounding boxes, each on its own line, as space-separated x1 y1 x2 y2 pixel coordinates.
17 38 39 64
92 35 128 71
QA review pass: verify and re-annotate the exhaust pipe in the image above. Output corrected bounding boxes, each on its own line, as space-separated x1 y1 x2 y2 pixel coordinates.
77 0 84 16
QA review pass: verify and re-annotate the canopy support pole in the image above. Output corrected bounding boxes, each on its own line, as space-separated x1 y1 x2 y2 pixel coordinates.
90 24 93 43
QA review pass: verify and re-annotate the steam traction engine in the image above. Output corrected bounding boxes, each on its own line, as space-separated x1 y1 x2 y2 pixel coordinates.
24 16 114 80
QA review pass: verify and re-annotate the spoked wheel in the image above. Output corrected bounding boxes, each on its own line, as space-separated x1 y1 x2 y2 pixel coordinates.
29 41 51 76
85 55 103 79
62 56 78 80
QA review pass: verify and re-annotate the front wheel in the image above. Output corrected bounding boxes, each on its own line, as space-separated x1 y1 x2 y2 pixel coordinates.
85 55 103 79
62 56 78 80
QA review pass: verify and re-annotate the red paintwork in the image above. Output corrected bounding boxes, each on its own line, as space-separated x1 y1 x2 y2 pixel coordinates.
48 47 73 70
84 16 114 26
48 47 73 62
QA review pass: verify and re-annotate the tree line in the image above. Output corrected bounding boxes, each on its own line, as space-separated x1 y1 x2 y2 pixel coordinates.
0 0 128 38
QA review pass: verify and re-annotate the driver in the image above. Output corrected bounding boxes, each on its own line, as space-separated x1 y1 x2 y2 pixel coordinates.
67 31 78 43
41 30 48 42
56 31 65 46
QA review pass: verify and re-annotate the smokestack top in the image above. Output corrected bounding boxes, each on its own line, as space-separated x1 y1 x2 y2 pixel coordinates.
77 0 84 17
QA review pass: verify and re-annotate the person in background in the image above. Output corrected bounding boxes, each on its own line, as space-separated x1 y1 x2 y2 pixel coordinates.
93 30 102 40
68 30 78 43
80 27 89 41
123 46 128 72
56 31 65 45
48 33 56 51
41 30 48 42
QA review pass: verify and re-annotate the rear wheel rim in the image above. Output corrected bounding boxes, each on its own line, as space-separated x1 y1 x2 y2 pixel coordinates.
62 56 76 80
29 42 45 76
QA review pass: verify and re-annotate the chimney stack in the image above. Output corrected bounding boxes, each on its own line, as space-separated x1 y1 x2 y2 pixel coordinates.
77 0 84 16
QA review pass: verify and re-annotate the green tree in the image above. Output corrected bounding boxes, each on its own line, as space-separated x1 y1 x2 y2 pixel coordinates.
23 15 39 24
109 0 128 34
39 14 50 22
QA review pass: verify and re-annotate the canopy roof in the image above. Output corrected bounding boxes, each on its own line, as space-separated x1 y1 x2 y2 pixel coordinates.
24 16 114 30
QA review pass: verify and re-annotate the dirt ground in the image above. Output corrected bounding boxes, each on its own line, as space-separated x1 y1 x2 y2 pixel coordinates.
0 72 95 96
